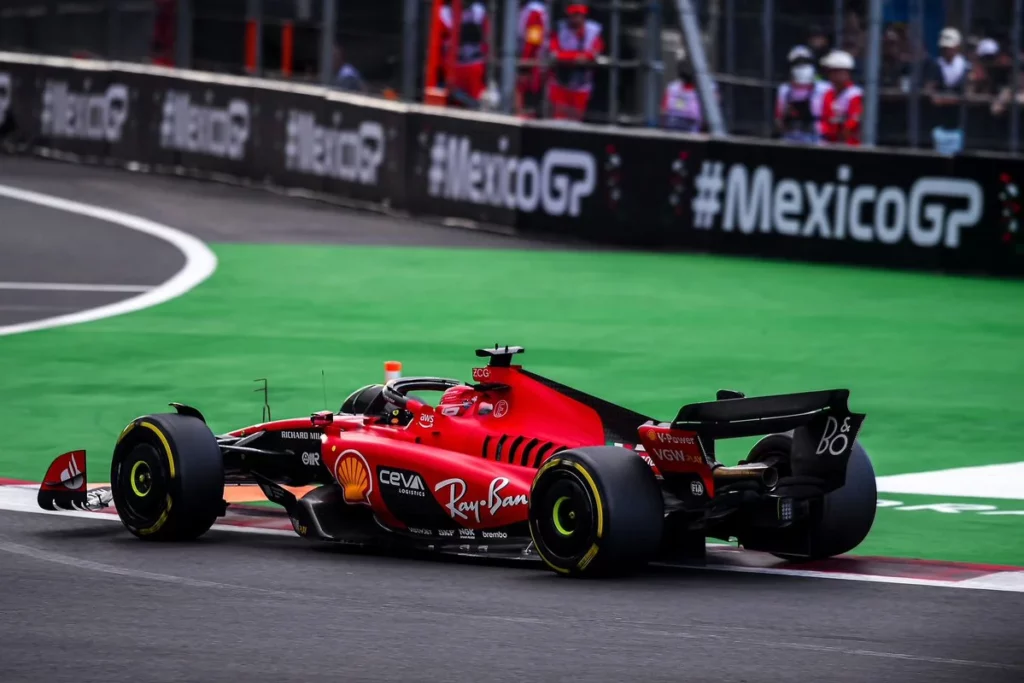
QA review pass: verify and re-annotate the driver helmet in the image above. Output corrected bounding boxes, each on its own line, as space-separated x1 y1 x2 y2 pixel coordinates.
439 384 476 409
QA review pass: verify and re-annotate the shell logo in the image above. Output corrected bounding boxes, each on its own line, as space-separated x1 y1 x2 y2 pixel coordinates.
335 449 372 505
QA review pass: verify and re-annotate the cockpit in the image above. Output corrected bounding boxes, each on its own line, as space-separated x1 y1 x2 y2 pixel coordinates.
339 378 478 426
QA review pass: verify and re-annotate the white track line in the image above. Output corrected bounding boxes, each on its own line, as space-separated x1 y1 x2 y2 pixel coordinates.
0 184 216 336
0 282 154 293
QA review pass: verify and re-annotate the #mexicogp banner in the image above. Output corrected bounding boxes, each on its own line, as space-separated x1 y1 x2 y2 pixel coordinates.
0 51 1021 277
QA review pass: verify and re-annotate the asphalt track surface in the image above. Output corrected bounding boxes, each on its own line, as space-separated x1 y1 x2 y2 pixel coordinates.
0 193 183 327
1 156 1023 682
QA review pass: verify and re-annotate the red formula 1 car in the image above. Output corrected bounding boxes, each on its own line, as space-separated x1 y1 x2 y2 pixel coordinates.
38 346 877 576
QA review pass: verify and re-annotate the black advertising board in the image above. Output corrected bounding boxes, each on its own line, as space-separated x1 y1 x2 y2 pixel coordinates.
109 67 179 168
671 138 1001 274
1 53 1022 278
521 122 707 245
405 109 523 227
145 74 260 179
251 87 408 207
24 61 124 160
953 153 1024 276
0 60 39 143
250 83 328 193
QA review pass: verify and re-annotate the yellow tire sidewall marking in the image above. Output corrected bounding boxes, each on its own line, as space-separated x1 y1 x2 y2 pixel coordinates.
139 421 176 479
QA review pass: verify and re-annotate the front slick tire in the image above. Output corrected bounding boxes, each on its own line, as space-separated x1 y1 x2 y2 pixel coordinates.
111 413 224 541
529 447 663 577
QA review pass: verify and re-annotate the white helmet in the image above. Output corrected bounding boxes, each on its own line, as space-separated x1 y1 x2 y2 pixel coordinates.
820 49 855 71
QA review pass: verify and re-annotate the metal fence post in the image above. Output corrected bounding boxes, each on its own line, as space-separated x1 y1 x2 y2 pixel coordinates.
907 0 923 147
957 0 972 141
176 0 193 69
246 0 263 76
862 0 882 146
644 1 663 127
674 0 726 135
500 0 518 113
609 0 621 124
319 0 338 85
402 0 420 100
1012 0 1022 153
761 0 773 138
106 0 119 59
833 0 844 53
724 0 735 130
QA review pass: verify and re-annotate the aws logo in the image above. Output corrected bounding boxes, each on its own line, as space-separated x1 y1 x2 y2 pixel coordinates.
335 449 372 505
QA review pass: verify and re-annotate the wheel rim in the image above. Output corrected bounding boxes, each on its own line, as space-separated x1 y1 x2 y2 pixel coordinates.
116 443 168 523
130 460 153 498
533 471 595 562
551 495 576 537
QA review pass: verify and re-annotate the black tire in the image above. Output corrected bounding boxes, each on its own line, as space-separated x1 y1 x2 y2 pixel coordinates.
741 433 877 560
528 447 663 577
111 413 224 541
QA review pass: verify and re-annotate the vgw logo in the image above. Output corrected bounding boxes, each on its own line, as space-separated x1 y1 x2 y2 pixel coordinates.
284 109 384 185
691 162 983 249
427 133 595 217
160 90 249 160
40 80 129 142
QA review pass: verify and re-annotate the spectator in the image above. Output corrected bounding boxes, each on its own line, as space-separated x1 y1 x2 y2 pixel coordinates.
925 28 970 155
661 52 716 132
438 0 490 107
517 1 550 117
880 25 911 91
807 25 831 68
775 45 830 144
819 49 863 146
332 45 366 93
991 68 1024 117
927 28 971 94
546 1 604 121
969 38 1003 96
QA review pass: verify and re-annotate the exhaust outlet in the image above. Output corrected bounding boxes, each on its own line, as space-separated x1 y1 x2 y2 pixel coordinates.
712 462 779 489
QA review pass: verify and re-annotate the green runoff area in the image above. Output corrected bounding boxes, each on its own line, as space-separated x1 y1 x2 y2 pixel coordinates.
1 243 1022 565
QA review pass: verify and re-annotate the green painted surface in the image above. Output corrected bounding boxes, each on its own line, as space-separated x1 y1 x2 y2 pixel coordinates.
1 244 1022 563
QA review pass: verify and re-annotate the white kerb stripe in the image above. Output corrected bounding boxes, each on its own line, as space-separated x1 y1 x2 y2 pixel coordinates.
0 184 217 336
0 282 154 293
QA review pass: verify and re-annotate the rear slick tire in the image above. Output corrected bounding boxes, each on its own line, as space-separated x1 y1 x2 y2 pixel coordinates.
111 413 224 541
741 433 877 561
528 447 663 577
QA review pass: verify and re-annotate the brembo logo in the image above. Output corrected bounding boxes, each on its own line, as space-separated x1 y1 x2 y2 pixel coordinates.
427 133 595 217
159 90 249 160
40 80 129 142
284 109 384 185
691 161 983 249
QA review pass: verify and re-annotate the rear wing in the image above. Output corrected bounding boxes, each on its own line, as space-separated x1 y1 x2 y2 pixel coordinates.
673 389 866 490
673 389 854 439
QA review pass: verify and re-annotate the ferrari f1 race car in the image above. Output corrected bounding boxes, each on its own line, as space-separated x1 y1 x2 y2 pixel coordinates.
38 345 877 576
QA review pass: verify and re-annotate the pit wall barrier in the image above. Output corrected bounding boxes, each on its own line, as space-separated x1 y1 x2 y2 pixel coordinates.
1 52 1021 278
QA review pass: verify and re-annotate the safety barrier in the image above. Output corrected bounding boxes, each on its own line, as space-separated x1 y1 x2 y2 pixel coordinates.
1 52 1021 277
